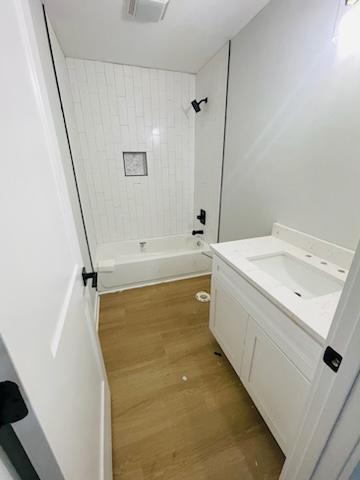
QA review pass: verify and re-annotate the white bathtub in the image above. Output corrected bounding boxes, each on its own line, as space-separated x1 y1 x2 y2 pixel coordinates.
95 234 212 292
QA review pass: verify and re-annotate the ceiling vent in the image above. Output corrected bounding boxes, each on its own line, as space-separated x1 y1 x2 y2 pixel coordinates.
126 0 171 22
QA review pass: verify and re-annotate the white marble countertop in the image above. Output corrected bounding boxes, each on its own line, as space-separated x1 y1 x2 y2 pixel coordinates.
211 235 349 345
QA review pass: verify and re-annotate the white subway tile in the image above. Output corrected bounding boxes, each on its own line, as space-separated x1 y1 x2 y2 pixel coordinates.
67 58 195 242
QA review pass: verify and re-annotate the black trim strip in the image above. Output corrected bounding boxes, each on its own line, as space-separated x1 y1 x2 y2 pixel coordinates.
217 40 231 243
0 425 40 480
42 4 95 272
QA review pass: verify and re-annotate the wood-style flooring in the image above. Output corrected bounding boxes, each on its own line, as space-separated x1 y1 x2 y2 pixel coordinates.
99 275 285 480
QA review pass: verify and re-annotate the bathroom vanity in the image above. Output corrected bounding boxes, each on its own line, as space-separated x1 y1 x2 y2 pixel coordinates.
209 224 353 455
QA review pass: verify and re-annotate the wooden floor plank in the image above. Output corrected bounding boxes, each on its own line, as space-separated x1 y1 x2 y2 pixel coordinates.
99 276 284 479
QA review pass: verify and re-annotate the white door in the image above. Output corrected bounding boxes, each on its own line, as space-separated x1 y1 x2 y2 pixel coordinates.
0 1 111 479
25 0 98 324
311 373 360 479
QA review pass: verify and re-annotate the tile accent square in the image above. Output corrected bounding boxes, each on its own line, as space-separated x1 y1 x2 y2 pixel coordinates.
123 152 148 176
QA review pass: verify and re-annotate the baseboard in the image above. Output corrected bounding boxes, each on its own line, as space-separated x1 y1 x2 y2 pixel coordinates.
98 271 212 296
95 292 100 331
99 380 112 480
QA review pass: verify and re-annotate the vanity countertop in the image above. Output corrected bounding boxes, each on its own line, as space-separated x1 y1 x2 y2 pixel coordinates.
211 234 350 345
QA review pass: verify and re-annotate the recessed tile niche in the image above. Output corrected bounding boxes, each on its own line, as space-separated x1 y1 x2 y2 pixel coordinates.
123 152 148 177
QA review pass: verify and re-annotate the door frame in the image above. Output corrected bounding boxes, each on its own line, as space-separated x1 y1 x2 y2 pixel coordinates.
41 4 94 274
281 240 360 479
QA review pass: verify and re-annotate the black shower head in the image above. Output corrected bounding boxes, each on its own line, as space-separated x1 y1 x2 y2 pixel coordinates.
191 97 208 113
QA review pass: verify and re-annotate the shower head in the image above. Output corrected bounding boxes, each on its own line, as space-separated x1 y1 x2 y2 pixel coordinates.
191 97 208 113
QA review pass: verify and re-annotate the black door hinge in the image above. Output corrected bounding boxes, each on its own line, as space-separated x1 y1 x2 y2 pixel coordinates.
0 381 28 427
323 346 343 373
82 267 98 289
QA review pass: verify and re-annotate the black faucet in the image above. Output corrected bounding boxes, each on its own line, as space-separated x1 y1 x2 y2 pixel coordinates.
192 230 204 236
196 209 206 225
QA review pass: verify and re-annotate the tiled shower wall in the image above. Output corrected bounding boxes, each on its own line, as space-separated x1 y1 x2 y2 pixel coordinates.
66 58 195 244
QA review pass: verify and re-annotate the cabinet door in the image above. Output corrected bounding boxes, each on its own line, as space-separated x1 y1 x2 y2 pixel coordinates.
241 318 311 454
209 273 249 376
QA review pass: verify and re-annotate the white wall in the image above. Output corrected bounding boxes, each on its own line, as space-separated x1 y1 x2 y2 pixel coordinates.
193 44 229 244
67 58 195 243
220 0 360 250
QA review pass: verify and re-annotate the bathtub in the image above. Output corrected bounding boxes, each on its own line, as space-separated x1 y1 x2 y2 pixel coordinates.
95 234 212 292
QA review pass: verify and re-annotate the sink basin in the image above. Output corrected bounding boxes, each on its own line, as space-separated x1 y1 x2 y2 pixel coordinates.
249 253 343 299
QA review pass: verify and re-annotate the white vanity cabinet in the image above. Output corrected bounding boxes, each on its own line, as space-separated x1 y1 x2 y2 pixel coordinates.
210 273 248 376
210 255 322 455
241 318 311 452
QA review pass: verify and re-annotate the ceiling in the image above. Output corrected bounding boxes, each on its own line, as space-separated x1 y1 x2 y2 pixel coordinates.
44 0 270 73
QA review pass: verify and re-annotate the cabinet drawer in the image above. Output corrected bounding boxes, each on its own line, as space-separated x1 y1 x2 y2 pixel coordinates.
212 255 322 381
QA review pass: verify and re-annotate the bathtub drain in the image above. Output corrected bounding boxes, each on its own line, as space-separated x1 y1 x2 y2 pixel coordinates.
195 291 211 303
